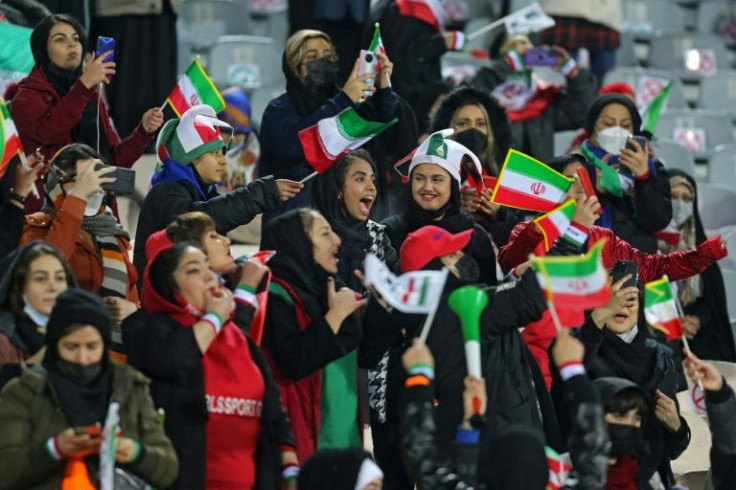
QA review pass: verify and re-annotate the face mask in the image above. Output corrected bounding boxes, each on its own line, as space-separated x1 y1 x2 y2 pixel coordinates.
596 126 631 155
607 422 643 458
304 57 339 91
449 254 480 283
84 192 104 217
57 358 102 384
671 198 693 226
454 128 488 158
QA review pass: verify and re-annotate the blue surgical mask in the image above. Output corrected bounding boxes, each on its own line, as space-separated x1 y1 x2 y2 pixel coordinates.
672 198 693 226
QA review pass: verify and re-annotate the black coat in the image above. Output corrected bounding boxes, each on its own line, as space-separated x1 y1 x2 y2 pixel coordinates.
133 177 280 279
469 60 597 163
126 312 294 490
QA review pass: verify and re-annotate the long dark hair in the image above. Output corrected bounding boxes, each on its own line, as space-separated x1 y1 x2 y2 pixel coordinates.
7 242 75 316
30 14 87 69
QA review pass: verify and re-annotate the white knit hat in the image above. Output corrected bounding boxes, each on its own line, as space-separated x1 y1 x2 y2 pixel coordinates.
408 128 484 184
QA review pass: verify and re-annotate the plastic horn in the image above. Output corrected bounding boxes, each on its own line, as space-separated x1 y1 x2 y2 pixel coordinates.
448 286 489 378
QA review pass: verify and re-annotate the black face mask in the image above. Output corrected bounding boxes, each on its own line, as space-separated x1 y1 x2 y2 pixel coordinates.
304 57 339 91
607 423 643 459
57 359 103 385
454 128 488 158
450 254 480 283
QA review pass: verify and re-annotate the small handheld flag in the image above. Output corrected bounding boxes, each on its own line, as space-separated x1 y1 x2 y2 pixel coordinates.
491 149 574 212
533 199 578 253
644 277 684 341
165 58 225 117
0 98 25 180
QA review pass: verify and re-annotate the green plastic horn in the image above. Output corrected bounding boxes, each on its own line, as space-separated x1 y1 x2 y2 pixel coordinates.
448 286 489 378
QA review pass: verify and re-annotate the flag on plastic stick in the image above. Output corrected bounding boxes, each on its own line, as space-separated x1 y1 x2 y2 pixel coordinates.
644 277 684 341
448 286 488 378
234 250 276 345
99 402 120 490
532 240 610 311
642 80 673 134
369 23 386 57
166 58 225 117
503 2 555 35
299 107 398 175
533 199 579 254
491 149 574 212
0 98 25 179
363 253 447 314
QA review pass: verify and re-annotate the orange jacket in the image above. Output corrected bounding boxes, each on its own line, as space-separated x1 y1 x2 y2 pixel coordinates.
21 196 139 303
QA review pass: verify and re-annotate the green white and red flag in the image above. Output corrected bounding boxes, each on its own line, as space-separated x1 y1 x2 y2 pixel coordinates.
532 239 610 310
546 446 572 490
491 149 574 212
533 199 589 255
369 23 386 56
299 107 397 174
644 277 684 341
395 0 444 32
363 253 447 314
0 98 24 179
166 58 225 117
655 220 681 247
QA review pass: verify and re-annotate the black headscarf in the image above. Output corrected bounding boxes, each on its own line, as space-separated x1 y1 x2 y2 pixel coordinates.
666 169 735 361
483 426 548 490
43 288 112 427
30 14 110 161
584 93 643 137
260 208 340 319
283 51 342 118
298 448 378 490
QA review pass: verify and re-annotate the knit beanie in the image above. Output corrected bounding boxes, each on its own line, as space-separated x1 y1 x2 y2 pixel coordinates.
157 104 232 164
46 289 112 349
584 94 643 135
219 87 253 135
408 129 483 184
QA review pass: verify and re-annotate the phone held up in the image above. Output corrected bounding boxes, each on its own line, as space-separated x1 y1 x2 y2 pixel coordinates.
94 164 135 196
625 135 648 153
357 49 378 100
611 260 639 289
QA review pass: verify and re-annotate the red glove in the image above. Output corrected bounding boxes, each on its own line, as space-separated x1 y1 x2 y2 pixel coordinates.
697 236 728 260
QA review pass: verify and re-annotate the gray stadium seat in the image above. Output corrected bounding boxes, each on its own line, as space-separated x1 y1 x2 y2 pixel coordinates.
465 17 494 53
553 130 579 155
698 71 736 117
696 0 731 36
250 0 289 43
707 147 736 185
178 0 252 50
653 139 697 176
696 183 736 230
720 270 736 325
621 0 687 35
648 33 730 71
717 225 736 271
249 83 285 129
618 32 640 67
603 67 688 109
207 35 285 89
655 109 735 159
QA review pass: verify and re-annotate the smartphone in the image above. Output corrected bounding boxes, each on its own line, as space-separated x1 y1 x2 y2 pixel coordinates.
95 36 115 62
575 166 602 215
74 424 102 437
524 47 557 66
357 49 377 99
625 135 648 153
611 260 639 289
95 164 135 196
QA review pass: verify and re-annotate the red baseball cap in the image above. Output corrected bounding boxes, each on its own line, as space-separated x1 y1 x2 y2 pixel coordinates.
400 225 473 272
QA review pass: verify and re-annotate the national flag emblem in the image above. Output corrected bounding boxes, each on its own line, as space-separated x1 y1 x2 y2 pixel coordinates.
533 199 578 253
532 240 610 310
644 277 684 341
298 107 398 174
166 58 225 117
363 253 447 314
491 149 573 212
0 98 24 179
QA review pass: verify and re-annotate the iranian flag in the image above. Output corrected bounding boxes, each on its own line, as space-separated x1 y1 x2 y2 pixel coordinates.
396 0 444 32
299 107 398 174
533 199 578 254
166 58 225 117
363 253 447 314
546 446 572 490
655 220 681 247
0 98 24 179
369 23 386 56
532 240 610 310
491 149 574 212
644 277 684 341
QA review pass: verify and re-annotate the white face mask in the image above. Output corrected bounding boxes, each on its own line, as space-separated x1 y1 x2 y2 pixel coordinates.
596 126 631 155
84 192 104 217
672 198 694 226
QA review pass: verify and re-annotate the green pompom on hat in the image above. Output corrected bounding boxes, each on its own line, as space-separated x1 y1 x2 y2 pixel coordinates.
156 104 232 164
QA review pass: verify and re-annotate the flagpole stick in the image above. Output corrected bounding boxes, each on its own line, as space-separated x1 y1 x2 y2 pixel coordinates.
419 268 450 343
466 18 505 41
159 100 168 112
722 227 736 241
547 299 564 333
667 277 705 391
299 171 319 184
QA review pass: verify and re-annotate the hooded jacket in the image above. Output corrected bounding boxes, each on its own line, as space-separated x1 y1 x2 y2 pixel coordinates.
127 232 294 489
0 242 78 387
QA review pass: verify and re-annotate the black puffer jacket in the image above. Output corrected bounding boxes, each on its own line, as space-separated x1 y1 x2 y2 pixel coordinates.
469 60 596 163
401 370 608 489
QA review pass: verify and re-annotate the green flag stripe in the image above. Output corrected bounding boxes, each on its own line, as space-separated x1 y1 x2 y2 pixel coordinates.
506 150 572 191
418 277 429 305
185 60 224 110
335 108 398 140
644 279 672 306
643 81 673 133
534 241 603 277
